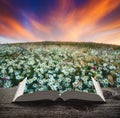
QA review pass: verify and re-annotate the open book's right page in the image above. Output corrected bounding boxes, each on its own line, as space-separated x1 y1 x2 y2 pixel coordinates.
60 90 104 102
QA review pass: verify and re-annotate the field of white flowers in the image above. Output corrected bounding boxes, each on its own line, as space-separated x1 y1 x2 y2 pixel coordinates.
0 43 120 94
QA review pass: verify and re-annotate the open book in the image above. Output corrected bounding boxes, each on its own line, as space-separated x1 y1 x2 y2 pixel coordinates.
12 77 106 103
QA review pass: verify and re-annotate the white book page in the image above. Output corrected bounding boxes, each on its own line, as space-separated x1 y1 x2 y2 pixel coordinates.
12 77 27 102
92 77 106 102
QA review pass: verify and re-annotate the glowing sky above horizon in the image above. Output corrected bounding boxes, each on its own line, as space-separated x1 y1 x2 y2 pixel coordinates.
0 0 120 45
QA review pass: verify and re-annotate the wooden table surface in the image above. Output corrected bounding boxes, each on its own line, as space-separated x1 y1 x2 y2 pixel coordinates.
0 87 120 118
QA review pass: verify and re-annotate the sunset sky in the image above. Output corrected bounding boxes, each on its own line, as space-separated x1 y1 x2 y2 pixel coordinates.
0 0 120 45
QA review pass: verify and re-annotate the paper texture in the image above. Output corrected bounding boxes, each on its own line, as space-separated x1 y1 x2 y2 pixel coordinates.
92 77 106 102
12 77 27 102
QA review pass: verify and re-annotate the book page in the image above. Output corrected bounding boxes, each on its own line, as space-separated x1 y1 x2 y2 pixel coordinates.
14 90 59 102
61 90 104 102
12 78 27 102
92 78 106 102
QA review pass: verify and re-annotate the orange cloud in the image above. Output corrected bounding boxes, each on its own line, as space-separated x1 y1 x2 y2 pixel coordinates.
0 16 42 42
29 19 51 34
46 0 120 44
94 31 120 45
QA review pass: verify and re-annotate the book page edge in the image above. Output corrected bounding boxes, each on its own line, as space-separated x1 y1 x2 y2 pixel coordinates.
92 77 106 102
12 77 27 102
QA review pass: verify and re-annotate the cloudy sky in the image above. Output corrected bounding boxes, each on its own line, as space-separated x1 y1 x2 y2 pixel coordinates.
0 0 120 45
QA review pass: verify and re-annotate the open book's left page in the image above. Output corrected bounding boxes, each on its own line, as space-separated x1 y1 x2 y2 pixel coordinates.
12 78 59 102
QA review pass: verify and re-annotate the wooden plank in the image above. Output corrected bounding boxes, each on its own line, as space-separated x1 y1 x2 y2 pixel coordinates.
0 87 120 118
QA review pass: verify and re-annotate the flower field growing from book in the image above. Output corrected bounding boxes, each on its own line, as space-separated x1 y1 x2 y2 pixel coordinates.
0 43 120 94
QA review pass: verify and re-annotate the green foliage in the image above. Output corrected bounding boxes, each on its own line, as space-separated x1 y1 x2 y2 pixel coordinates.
0 42 120 94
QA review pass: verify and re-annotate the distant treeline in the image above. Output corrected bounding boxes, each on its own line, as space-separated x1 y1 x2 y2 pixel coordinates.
0 41 120 49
